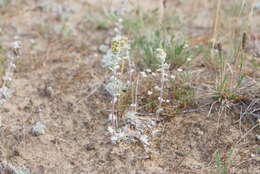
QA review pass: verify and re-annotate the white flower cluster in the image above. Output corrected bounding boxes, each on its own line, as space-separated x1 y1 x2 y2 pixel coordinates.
156 48 169 70
0 41 22 105
155 48 167 63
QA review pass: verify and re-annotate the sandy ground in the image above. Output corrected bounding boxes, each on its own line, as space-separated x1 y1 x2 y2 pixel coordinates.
0 0 259 173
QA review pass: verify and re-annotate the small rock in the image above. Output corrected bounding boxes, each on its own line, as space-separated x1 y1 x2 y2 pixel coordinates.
84 143 95 151
31 121 46 136
256 135 260 141
12 148 20 157
44 86 54 98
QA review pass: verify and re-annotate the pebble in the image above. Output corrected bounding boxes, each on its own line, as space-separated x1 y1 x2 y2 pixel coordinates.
31 121 46 136
44 86 54 98
256 135 260 141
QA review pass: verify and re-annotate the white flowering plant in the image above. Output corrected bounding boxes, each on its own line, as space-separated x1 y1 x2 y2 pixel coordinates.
100 0 196 147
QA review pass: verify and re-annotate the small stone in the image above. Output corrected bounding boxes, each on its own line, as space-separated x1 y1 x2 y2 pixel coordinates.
256 135 260 141
84 143 95 151
44 86 54 98
12 148 20 157
31 121 46 136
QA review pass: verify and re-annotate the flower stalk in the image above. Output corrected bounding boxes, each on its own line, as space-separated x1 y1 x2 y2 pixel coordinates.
155 48 168 119
0 41 22 105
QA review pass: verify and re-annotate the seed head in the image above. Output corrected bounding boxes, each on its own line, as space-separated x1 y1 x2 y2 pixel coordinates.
155 48 167 63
